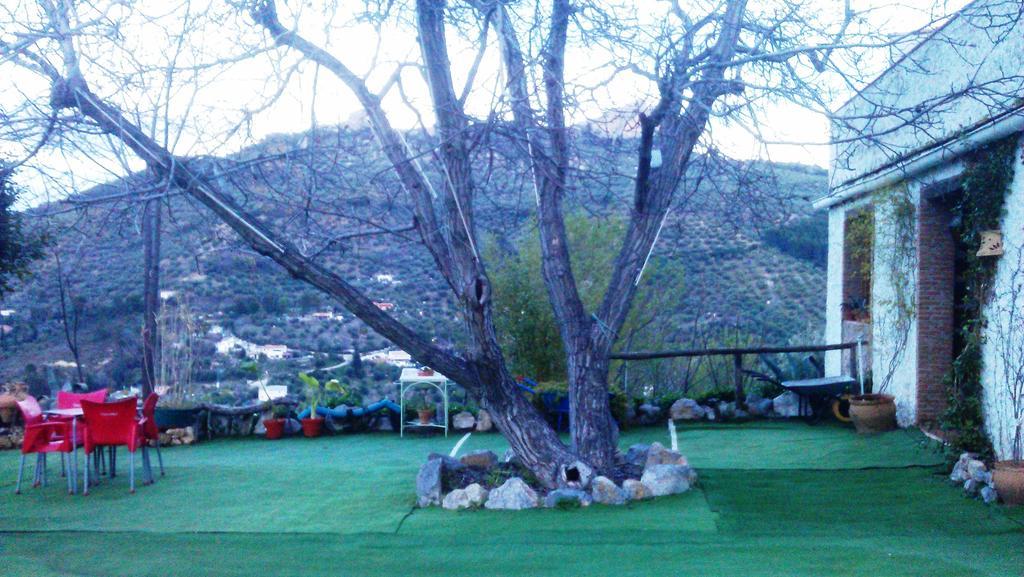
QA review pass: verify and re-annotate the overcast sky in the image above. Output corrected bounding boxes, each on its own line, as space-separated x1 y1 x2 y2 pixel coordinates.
1 0 971 207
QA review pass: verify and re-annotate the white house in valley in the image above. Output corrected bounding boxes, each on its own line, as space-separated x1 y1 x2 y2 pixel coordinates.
817 0 1024 460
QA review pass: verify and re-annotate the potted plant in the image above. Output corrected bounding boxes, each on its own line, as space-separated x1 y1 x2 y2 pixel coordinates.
417 367 435 377
263 404 289 440
840 297 871 323
408 396 436 425
298 373 345 438
154 299 201 429
849 392 896 434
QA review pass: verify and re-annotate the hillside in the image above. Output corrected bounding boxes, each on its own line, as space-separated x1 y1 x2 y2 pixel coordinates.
0 126 828 388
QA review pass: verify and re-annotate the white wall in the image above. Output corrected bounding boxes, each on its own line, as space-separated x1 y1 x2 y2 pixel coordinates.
831 0 1024 192
824 207 846 376
870 185 919 427
981 135 1024 460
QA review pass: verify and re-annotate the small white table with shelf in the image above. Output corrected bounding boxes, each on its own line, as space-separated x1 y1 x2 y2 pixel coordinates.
398 368 451 437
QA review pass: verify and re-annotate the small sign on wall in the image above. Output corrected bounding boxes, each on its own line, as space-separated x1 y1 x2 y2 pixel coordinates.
977 230 1003 257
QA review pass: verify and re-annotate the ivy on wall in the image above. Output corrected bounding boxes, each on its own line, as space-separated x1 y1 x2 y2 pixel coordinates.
940 135 1020 458
873 183 917 395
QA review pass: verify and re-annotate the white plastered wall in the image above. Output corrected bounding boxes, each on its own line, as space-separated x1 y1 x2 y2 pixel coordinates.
980 135 1024 461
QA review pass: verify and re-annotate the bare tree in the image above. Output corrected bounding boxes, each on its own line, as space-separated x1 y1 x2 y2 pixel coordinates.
3 0 1014 484
53 249 85 384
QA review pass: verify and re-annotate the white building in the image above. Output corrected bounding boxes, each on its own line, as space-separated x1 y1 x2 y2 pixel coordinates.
817 0 1024 460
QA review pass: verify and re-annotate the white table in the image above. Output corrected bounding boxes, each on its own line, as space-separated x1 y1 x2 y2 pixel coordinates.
398 369 451 437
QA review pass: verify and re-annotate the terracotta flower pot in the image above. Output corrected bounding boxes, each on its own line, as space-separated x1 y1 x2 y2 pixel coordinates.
263 418 285 440
993 461 1024 506
301 417 324 438
849 394 897 434
417 409 436 425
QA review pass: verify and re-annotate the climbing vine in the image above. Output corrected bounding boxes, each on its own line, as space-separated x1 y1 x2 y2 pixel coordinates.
873 182 917 395
940 136 1019 458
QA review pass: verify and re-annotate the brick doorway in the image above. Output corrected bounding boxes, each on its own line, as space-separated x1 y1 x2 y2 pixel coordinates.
916 190 966 425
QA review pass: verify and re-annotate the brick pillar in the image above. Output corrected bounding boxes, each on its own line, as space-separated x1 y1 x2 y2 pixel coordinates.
916 198 955 424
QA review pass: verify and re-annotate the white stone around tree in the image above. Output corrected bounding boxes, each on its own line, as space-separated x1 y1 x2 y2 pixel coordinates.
622 479 651 501
460 450 498 469
772 391 802 418
645 442 688 469
669 398 706 420
980 485 999 504
484 477 539 510
443 483 489 510
416 458 443 507
452 411 476 430
544 488 592 508
641 464 694 497
591 476 627 505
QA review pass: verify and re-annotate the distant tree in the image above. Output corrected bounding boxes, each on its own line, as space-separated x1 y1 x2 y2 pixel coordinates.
0 165 45 299
351 344 364 379
54 250 86 383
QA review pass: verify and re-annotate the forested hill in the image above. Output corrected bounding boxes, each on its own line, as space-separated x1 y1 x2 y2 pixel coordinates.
0 125 828 385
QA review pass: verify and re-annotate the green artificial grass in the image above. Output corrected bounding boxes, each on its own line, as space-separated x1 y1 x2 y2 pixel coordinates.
0 421 1021 577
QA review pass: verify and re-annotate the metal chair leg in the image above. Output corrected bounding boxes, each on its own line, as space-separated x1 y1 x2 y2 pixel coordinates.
128 450 135 494
83 450 90 495
65 454 73 494
33 454 41 487
155 441 164 476
15 454 25 494
41 454 47 487
61 454 66 477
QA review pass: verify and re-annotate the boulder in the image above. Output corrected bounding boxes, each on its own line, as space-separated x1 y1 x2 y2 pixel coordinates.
963 478 981 497
641 464 694 497
591 476 627 505
748 398 774 417
559 460 594 489
669 398 706 420
452 411 476 431
544 488 592 508
416 458 443 507
442 483 489 510
716 401 736 419
623 444 650 468
460 450 498 470
704 408 716 421
980 485 999 504
426 452 465 472
644 442 688 469
475 409 493 432
622 478 651 501
734 408 750 419
967 459 988 483
772 391 802 418
283 418 302 435
637 403 661 419
484 477 539 510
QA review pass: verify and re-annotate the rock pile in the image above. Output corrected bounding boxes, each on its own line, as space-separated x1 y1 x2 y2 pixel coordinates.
416 442 696 511
160 426 196 446
950 452 999 504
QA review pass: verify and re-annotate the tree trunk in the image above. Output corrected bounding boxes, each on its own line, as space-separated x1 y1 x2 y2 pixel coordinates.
568 348 619 472
141 199 161 397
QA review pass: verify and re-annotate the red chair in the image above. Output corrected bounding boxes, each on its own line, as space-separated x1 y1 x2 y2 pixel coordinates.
14 397 77 495
141 393 164 476
57 389 108 409
81 398 152 494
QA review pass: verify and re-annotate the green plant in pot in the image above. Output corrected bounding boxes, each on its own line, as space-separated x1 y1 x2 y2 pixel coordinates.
298 373 345 437
408 395 436 425
263 403 290 440
154 299 201 429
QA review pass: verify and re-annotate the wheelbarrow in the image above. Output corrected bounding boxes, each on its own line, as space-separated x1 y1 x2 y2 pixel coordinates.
743 354 857 424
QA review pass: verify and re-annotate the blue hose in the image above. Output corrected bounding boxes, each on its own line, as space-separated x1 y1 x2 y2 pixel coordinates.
296 399 401 420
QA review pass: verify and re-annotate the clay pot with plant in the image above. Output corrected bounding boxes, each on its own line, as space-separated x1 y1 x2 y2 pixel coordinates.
849 393 896 433
409 396 436 425
298 373 346 438
263 404 289 440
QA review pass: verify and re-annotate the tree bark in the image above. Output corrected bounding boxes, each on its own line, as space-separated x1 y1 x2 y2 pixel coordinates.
141 198 161 397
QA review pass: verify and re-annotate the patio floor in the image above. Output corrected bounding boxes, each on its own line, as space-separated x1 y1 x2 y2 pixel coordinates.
1 421 1021 576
